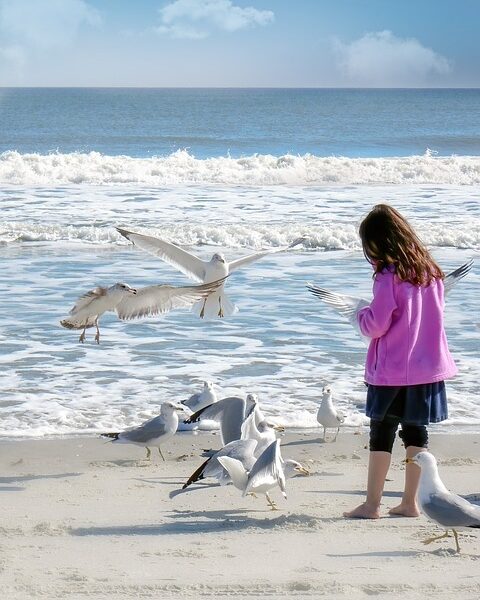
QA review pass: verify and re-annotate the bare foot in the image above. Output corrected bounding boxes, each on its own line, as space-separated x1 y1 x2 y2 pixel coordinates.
343 502 381 519
388 503 420 517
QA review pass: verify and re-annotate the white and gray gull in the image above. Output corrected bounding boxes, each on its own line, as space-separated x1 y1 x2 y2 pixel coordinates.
101 401 184 460
317 386 344 442
407 451 480 553
61 278 224 344
116 227 305 319
218 439 289 510
183 395 258 446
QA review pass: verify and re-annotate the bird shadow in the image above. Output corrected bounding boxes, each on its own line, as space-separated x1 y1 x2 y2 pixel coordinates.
0 473 82 484
0 486 25 492
308 489 403 498
327 550 421 558
70 510 321 537
282 437 326 448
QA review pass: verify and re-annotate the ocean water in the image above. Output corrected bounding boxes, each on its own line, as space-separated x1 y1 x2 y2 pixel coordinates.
0 88 479 438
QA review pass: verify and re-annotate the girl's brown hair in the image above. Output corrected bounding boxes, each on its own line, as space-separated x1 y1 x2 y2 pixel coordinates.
359 204 443 285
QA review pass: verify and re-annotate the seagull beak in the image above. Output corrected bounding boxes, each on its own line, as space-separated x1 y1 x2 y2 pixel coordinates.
274 425 285 433
174 404 185 412
131 288 137 294
297 466 310 476
405 458 415 464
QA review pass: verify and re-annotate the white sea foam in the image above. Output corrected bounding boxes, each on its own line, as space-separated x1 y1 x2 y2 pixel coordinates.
1 150 480 185
1 220 479 250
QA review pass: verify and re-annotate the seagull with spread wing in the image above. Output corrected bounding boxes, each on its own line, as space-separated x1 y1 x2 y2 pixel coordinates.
218 439 288 510
116 227 304 319
307 259 473 342
60 278 223 344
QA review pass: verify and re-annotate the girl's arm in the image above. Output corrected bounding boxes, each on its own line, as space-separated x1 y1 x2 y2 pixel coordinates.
357 272 397 339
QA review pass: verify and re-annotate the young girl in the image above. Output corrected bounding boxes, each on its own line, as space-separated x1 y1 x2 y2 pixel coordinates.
344 204 457 519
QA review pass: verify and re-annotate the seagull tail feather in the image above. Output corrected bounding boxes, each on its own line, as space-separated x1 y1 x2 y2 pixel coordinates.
182 457 211 489
100 432 120 441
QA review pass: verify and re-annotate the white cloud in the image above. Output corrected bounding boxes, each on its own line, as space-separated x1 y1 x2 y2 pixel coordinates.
0 0 101 49
333 30 452 87
156 0 274 39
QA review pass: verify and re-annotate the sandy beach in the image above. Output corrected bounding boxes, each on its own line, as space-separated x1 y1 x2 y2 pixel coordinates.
1 429 479 599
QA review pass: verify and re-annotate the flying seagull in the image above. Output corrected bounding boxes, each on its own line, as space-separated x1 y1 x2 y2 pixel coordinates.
317 386 344 442
60 279 223 343
307 259 474 341
116 227 305 319
407 451 480 553
101 401 184 460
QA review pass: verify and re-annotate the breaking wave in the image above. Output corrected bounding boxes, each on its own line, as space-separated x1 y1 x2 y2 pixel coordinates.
1 149 480 185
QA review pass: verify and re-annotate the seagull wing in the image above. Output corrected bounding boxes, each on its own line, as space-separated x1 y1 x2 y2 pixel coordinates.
245 439 285 496
422 491 480 527
120 415 168 443
444 259 474 296
116 280 223 320
306 284 369 320
69 286 108 315
183 396 243 425
117 227 206 282
228 237 305 272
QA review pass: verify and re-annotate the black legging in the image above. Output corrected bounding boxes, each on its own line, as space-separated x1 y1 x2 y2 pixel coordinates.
369 416 428 453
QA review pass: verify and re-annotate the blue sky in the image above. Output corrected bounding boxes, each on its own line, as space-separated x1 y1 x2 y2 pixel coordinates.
0 0 479 87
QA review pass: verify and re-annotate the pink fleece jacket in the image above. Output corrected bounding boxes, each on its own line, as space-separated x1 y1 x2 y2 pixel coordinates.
357 268 457 386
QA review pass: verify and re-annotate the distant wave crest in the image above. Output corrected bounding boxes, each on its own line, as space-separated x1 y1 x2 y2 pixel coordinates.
1 149 480 185
2 221 479 250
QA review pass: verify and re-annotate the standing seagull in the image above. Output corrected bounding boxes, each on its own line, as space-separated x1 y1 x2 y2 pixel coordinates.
101 401 184 460
307 259 474 342
218 439 287 510
116 227 304 319
181 381 218 412
317 386 344 442
407 451 480 553
60 279 223 344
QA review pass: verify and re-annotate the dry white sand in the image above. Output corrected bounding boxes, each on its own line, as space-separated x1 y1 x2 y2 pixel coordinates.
1 429 479 599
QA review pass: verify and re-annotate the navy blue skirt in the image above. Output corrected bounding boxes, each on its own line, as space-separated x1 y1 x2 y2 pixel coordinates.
366 381 448 425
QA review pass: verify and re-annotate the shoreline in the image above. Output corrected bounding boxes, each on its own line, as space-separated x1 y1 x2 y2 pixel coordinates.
1 430 479 599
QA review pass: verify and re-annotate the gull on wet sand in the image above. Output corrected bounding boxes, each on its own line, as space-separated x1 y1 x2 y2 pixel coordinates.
407 451 480 553
181 381 218 412
116 226 305 319
101 401 184 461
60 279 224 344
317 386 344 442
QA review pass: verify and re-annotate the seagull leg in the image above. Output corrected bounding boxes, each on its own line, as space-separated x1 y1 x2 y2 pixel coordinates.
452 529 461 553
94 317 100 344
323 426 326 441
265 492 278 511
79 325 87 343
218 296 224 318
199 298 207 319
333 427 340 442
145 447 151 460
158 447 165 462
422 530 451 546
